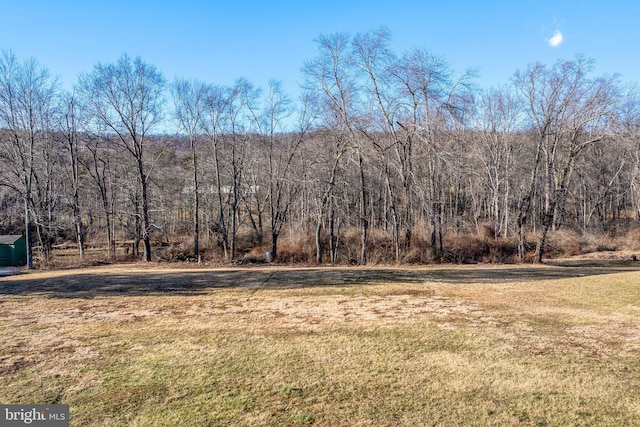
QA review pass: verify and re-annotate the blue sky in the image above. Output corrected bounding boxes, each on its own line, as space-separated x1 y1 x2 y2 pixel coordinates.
2 0 639 100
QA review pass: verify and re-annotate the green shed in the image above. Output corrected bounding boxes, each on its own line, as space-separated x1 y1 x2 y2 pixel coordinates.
0 235 27 267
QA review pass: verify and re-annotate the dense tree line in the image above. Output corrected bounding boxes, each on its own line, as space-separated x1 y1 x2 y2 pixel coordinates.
1 30 639 268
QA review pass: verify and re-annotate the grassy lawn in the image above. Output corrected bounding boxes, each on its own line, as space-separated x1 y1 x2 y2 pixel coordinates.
1 264 639 426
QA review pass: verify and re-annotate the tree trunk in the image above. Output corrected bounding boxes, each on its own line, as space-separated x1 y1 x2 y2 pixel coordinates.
535 160 574 263
330 203 338 265
315 220 323 264
74 210 84 261
535 195 557 263
358 150 368 264
384 164 401 262
71 157 85 261
24 186 33 269
103 196 114 260
212 141 229 260
192 143 200 258
230 195 238 260
518 135 544 262
271 232 278 262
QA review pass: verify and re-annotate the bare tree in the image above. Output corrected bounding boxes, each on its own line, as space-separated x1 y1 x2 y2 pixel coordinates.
353 28 408 262
80 133 117 258
303 33 370 263
302 92 348 265
226 78 260 259
57 91 86 260
392 48 470 260
78 54 166 261
616 85 640 221
202 84 232 259
256 80 309 261
515 56 619 262
0 51 58 268
31 116 63 261
171 78 208 260
471 87 523 238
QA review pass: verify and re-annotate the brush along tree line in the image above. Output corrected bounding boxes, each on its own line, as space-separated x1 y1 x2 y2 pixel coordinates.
0 29 638 267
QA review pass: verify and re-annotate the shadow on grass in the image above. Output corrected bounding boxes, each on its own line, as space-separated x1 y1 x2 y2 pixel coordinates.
0 262 638 298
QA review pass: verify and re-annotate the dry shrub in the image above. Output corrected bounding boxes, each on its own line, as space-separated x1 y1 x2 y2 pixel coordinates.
274 233 315 264
478 223 496 240
204 242 226 260
234 228 264 254
401 245 434 264
444 233 519 264
619 227 640 251
563 244 584 257
85 235 108 249
235 245 270 264
488 238 521 263
246 245 270 257
366 228 395 265
444 233 486 263
546 229 585 257
531 227 640 258
602 218 637 238
346 227 431 265
276 250 310 264
157 244 197 262
236 255 267 265
152 220 640 265
342 228 362 263
398 228 434 264
595 233 619 252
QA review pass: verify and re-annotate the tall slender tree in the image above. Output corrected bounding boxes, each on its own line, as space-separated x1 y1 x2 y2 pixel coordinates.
58 91 86 260
202 84 232 259
78 54 166 261
171 78 208 260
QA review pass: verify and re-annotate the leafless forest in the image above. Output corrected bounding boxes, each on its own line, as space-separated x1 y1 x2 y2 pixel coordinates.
1 30 640 267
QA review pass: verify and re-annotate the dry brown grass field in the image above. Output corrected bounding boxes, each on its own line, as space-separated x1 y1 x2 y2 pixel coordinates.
1 261 640 426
